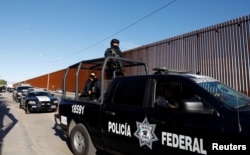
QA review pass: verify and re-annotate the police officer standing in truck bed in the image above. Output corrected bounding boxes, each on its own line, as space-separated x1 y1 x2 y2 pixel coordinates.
104 38 124 79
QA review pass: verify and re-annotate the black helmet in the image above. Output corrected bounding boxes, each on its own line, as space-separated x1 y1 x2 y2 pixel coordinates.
110 38 120 47
111 38 119 44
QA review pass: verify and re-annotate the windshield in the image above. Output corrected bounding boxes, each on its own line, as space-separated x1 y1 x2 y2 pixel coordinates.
194 78 250 109
29 91 51 97
17 86 33 91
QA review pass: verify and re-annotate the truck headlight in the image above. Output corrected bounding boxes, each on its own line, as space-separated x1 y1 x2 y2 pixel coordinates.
53 100 59 104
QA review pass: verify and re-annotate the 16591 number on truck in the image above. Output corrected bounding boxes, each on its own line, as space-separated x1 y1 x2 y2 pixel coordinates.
56 56 250 155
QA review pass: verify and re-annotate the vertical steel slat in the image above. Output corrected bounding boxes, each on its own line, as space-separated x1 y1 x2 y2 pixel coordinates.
232 20 238 88
225 26 230 86
210 28 215 77
221 23 225 82
246 15 250 95
240 16 248 94
228 21 234 87
220 24 224 83
214 27 219 79
235 19 240 91
238 18 243 92
241 17 248 94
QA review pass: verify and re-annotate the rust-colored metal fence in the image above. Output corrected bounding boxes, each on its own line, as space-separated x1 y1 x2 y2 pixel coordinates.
124 14 250 95
15 15 250 95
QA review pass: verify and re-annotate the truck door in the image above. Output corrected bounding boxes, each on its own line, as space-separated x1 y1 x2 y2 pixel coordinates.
101 77 150 155
146 78 224 155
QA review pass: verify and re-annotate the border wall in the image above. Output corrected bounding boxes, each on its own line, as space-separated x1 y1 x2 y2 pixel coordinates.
15 15 250 95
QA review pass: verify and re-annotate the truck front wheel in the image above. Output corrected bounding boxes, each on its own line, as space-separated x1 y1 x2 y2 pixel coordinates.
70 124 96 155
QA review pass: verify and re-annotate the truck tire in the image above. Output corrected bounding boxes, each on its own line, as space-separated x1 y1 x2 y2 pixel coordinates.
70 124 96 155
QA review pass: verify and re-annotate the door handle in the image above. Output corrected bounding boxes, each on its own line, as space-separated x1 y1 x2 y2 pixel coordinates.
105 111 116 116
150 117 166 124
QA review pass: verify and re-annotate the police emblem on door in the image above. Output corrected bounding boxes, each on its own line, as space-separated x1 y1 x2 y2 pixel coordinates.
134 117 158 149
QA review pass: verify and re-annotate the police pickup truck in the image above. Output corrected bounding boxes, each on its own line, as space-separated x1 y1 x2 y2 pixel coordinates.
56 56 250 155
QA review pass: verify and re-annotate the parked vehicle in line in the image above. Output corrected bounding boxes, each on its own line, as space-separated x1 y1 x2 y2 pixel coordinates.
19 87 35 109
13 84 33 103
0 86 6 92
21 90 59 114
56 56 250 155
55 88 63 94
7 87 15 92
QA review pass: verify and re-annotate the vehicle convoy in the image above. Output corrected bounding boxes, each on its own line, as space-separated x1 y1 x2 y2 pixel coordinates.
56 56 250 155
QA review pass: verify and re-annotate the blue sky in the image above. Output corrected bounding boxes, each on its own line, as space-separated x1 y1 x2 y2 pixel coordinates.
0 0 249 85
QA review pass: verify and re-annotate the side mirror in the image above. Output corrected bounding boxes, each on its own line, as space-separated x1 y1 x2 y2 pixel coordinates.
181 99 217 115
182 100 204 113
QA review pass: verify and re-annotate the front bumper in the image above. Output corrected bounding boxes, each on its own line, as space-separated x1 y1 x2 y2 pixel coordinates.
27 102 58 112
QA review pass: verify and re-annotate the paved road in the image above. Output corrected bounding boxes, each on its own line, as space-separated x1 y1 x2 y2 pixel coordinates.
0 92 73 155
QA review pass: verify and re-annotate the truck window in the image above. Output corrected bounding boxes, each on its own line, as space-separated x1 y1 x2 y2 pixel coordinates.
155 81 182 108
155 80 215 113
112 78 147 106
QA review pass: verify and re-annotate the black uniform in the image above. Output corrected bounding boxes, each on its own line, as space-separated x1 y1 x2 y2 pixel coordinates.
80 78 100 101
104 39 124 79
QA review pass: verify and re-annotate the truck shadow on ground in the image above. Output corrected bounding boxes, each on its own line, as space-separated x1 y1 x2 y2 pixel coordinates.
0 94 18 155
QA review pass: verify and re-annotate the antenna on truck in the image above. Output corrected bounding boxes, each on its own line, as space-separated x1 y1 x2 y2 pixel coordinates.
236 97 242 133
